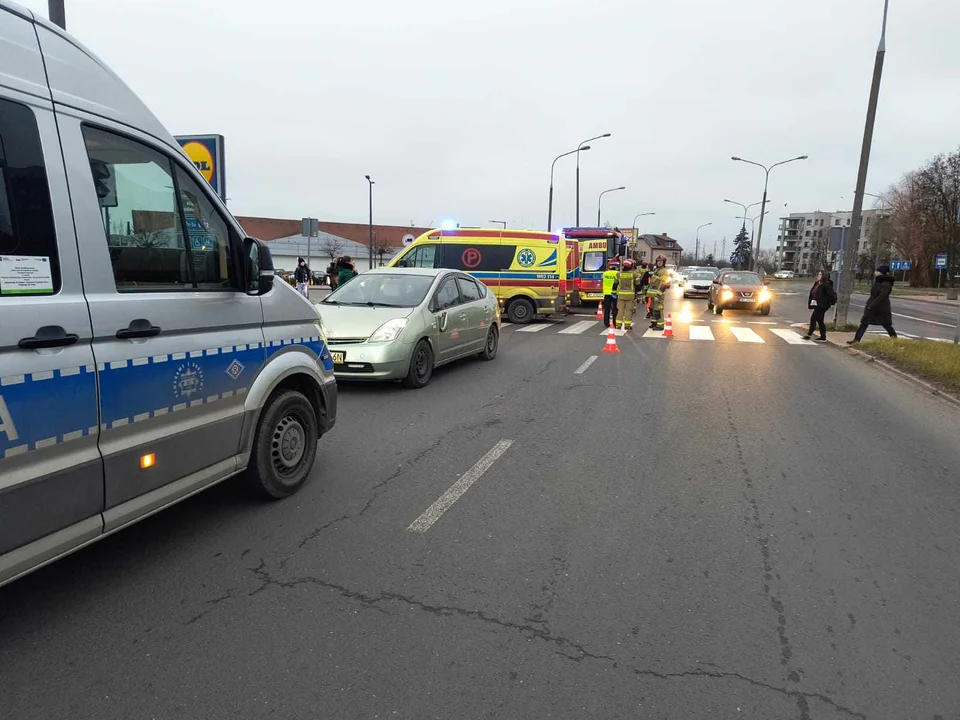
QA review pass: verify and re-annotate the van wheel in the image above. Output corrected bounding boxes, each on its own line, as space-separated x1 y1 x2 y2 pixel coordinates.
478 325 499 361
246 390 319 499
506 298 535 324
403 340 434 388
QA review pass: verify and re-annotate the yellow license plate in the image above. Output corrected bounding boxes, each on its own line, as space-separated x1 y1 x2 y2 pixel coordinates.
331 351 345 364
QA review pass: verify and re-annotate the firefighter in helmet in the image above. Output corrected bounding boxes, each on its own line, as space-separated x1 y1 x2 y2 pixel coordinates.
647 254 672 330
637 260 652 319
616 258 640 330
601 258 620 328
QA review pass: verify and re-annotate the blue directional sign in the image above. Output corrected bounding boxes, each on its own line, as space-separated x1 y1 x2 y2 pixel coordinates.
935 253 948 270
890 260 913 271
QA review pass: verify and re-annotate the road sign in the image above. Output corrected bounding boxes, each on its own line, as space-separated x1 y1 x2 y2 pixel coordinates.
175 135 226 200
301 217 318 238
890 260 912 271
936 254 948 270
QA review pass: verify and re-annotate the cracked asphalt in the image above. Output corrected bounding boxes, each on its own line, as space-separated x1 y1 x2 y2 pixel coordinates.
2 293 960 720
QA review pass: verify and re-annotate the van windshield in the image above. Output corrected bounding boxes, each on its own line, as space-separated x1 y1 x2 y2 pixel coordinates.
582 252 606 272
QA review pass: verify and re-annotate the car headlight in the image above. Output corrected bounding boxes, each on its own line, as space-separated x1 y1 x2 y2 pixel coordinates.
368 317 408 342
721 288 734 301
758 290 772 303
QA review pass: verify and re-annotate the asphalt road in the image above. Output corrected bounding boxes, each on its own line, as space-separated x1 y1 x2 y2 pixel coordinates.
2 288 960 720
771 279 960 340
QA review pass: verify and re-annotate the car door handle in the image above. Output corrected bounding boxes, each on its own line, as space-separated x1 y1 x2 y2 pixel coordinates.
116 318 162 339
18 325 80 350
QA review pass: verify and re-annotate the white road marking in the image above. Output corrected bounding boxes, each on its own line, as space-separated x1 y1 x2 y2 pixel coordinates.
748 321 778 325
888 312 954 327
599 328 628 336
770 329 816 345
643 328 666 338
559 320 600 335
574 356 598 374
407 440 513 534
730 327 765 343
516 324 550 332
688 325 715 341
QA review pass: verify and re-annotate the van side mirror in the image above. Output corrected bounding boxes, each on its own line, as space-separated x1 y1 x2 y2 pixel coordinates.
243 237 275 296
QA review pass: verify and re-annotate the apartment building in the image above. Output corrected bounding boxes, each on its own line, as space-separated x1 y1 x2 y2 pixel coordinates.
775 208 887 275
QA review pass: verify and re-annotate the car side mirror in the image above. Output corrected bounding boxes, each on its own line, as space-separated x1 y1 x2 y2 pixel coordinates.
243 236 275 296
712 278 721 284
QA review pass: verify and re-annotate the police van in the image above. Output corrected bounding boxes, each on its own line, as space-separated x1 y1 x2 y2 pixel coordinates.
0 3 337 587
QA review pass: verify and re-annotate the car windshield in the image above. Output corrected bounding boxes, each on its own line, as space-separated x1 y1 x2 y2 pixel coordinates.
721 272 762 286
689 272 715 280
322 273 434 307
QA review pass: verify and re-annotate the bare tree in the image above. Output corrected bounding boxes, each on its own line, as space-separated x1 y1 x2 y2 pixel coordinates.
320 235 345 262
373 231 394 267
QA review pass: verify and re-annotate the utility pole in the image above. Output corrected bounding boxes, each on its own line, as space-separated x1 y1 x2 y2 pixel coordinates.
48 0 65 29
836 0 890 326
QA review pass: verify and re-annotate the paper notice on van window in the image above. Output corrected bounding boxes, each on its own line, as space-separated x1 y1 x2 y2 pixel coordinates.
0 255 54 295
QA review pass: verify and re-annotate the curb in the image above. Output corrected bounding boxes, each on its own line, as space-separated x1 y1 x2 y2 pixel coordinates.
839 344 960 409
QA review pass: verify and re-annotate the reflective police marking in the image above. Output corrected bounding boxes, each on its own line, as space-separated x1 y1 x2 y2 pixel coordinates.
33 370 54 381
0 395 20 441
2 375 25 386
132 357 149 367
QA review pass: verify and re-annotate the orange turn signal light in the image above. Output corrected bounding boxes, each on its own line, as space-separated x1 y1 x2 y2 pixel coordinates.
140 453 156 469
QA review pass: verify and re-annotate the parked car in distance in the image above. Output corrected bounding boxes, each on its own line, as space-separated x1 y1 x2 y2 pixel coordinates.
773 270 796 279
682 270 718 298
708 270 773 315
319 268 500 388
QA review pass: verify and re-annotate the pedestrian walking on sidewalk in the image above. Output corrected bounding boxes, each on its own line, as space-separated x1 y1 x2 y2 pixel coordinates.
847 265 898 344
803 270 836 342
294 257 311 298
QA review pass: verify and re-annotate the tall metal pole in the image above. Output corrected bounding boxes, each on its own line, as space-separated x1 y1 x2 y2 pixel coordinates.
732 156 807 269
365 175 374 270
549 147 584 231
597 187 625 227
696 222 712 263
48 0 65 29
576 133 610 226
836 0 889 326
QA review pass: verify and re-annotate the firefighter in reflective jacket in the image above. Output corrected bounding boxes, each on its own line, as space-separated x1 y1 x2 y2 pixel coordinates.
637 261 652 318
601 259 620 328
616 258 640 329
647 254 671 330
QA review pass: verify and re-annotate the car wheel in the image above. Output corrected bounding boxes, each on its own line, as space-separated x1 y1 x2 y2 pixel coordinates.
506 298 535 324
403 339 435 389
714 303 723 315
761 304 771 316
478 325 499 361
245 389 319 499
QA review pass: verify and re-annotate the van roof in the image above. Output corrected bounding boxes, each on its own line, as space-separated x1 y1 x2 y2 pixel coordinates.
422 228 560 242
1 1 180 154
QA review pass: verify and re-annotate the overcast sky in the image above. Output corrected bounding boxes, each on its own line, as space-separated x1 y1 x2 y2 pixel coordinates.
20 0 960 253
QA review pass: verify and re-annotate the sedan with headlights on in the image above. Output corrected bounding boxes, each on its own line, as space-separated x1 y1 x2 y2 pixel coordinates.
707 270 773 316
317 268 500 389
682 270 719 299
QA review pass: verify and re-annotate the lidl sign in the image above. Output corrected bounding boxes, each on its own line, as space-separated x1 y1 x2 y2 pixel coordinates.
175 134 226 200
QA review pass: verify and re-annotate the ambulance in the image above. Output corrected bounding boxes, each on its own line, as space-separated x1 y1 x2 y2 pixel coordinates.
389 228 578 324
562 227 625 304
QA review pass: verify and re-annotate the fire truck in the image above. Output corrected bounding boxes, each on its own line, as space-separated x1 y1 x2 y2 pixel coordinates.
561 227 632 305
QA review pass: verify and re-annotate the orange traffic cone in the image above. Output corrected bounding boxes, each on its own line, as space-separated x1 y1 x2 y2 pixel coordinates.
602 322 620 354
595 299 604 321
663 313 674 338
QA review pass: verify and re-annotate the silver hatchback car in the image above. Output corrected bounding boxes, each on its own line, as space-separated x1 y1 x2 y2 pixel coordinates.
318 268 501 388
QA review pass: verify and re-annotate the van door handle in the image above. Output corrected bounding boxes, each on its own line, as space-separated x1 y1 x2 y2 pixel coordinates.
116 318 161 339
18 325 80 350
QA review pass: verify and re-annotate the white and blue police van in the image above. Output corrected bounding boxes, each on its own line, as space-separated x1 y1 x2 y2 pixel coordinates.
0 2 337 587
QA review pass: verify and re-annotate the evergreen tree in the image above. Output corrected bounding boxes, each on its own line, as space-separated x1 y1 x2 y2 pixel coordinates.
733 227 752 269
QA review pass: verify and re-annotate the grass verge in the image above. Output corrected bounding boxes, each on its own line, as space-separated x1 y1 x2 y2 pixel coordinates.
825 321 861 332
858 338 960 394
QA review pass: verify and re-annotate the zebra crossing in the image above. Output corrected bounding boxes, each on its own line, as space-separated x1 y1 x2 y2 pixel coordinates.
504 318 822 346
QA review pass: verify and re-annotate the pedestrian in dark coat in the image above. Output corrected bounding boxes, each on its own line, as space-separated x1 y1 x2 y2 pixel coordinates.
803 270 836 341
848 265 898 344
336 256 358 288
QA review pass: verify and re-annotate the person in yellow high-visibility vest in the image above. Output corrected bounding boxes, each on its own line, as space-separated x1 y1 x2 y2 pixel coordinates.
615 258 640 330
601 259 620 328
647 254 672 330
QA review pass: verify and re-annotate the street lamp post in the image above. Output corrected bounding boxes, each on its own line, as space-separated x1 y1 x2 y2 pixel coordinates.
576 133 611 226
724 198 764 266
836 0 890 326
742 211 770 264
632 212 655 254
731 154 808 271
597 186 626 226
549 147 588 231
364 175 374 270
695 222 713 262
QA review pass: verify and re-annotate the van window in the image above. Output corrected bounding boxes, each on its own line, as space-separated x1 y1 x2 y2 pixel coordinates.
82 126 234 291
0 98 60 296
398 243 439 268
583 252 605 272
439 244 517 271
